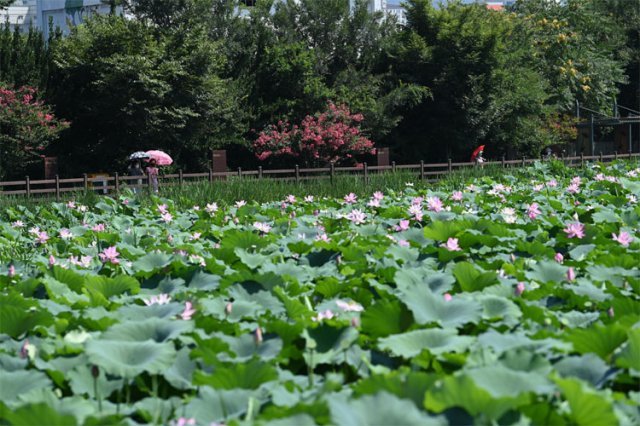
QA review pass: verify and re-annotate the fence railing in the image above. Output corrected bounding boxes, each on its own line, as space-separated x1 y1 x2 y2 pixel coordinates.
1 152 638 200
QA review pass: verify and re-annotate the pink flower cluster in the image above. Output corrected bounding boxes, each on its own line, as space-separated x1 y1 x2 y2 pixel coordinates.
253 102 374 165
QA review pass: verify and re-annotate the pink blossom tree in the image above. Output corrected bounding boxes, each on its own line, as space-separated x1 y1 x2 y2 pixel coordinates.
0 85 69 180
253 102 375 167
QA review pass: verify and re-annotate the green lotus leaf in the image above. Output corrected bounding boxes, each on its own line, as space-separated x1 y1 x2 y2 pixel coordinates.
184 387 255 424
569 279 612 302
395 281 482 328
235 248 267 270
566 322 628 360
131 252 172 274
465 365 555 397
568 244 596 261
0 402 77 425
554 354 612 387
453 262 498 292
302 326 359 366
100 317 193 342
216 333 283 362
164 347 196 390
193 359 278 390
84 275 140 300
477 329 569 354
0 370 52 403
133 396 181 425
66 364 124 400
525 260 568 284
424 374 529 420
395 269 455 294
554 377 618 426
85 339 176 379
263 414 317 426
352 371 438 408
557 310 600 328
187 270 221 290
360 299 412 339
0 295 54 338
117 303 184 320
478 295 522 325
329 391 446 426
616 328 640 372
378 328 474 358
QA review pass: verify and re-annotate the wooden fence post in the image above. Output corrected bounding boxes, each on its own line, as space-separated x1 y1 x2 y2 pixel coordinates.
25 176 30 197
448 158 452 173
392 161 396 173
420 160 424 180
614 151 618 160
83 173 88 192
521 156 526 168
295 165 300 183
599 151 603 162
580 152 585 167
55 175 60 201
364 162 369 184
258 166 263 179
179 169 183 187
114 172 119 194
501 155 506 168
237 167 242 178
208 168 213 182
330 162 335 185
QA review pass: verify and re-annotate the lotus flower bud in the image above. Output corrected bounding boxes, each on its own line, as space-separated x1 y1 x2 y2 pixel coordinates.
8 265 15 277
444 293 452 302
515 282 525 296
91 365 99 378
567 267 576 282
225 302 233 316
555 253 564 263
350 317 361 328
254 327 263 345
607 307 615 318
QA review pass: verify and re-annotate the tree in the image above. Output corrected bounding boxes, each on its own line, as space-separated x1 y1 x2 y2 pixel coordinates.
47 14 245 175
0 85 69 180
253 102 375 167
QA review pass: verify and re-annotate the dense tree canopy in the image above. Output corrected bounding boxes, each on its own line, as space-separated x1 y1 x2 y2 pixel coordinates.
0 0 636 176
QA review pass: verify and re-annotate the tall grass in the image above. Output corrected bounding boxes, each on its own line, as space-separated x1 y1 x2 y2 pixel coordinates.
3 159 635 210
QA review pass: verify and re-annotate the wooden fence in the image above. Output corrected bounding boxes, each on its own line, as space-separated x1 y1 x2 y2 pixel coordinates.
1 152 638 201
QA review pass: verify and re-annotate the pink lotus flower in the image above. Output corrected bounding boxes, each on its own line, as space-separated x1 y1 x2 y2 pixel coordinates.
8 265 16 277
59 228 73 239
527 203 541 220
170 418 196 426
35 231 49 244
398 239 410 247
564 222 585 239
515 282 525 296
346 209 366 225
181 301 196 320
612 231 633 247
312 309 335 322
441 237 461 252
567 183 580 194
49 255 56 266
66 201 76 209
408 205 423 221
253 221 272 233
344 193 357 204
286 194 296 204
304 195 314 203
336 300 364 312
567 267 576 282
555 252 564 263
205 202 218 214
69 255 93 268
315 233 330 242
373 191 384 200
11 220 24 228
427 196 443 212
396 219 410 232
546 179 558 188
443 293 452 302
157 204 168 214
190 232 201 241
451 191 463 201
235 200 247 208
161 212 173 223
367 198 380 208
98 246 120 264
92 223 105 232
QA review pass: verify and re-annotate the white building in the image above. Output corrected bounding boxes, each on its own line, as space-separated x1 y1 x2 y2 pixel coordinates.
0 0 118 38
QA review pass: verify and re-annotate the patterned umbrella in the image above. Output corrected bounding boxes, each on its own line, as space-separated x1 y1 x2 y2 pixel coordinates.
129 151 150 160
145 150 173 166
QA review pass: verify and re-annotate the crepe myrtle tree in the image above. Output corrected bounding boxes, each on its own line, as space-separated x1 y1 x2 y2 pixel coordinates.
0 85 69 180
253 102 375 167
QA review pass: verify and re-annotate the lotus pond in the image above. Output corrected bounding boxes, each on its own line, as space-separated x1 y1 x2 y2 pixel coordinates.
0 161 639 425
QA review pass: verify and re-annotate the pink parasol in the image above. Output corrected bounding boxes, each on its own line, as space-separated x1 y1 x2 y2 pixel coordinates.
145 150 173 166
470 145 485 162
